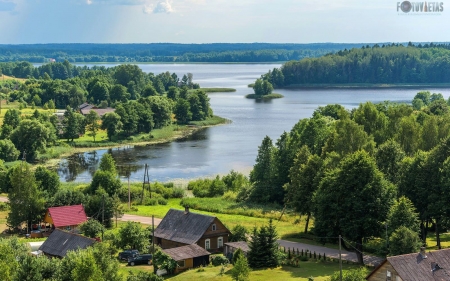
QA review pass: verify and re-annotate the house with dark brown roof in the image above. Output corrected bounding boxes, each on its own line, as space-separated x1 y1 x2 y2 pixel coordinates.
366 247 450 281
43 205 88 233
39 229 96 258
154 207 230 253
224 241 250 258
78 103 115 117
162 244 210 273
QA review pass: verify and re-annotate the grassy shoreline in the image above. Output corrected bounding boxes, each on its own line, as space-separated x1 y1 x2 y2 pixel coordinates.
40 116 230 169
283 83 450 89
245 93 284 100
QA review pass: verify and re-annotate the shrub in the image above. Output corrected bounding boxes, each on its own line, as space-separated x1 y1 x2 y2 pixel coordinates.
0 202 9 211
143 197 158 206
211 255 229 266
222 191 237 201
157 198 168 205
171 187 185 198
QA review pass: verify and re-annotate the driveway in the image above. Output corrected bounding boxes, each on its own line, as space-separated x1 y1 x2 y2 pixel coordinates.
277 239 384 266
120 214 162 226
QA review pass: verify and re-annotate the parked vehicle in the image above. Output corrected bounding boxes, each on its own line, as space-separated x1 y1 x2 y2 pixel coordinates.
128 254 153 266
118 250 139 261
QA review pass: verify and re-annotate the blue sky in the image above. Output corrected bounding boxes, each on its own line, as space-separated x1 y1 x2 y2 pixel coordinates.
0 0 448 43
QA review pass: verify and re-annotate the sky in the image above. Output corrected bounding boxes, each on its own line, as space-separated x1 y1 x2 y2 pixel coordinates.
0 0 448 44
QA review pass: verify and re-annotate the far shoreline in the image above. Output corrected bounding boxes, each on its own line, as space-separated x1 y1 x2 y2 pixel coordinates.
282 83 450 90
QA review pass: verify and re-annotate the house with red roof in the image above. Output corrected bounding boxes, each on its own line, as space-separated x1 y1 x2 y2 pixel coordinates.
43 205 88 233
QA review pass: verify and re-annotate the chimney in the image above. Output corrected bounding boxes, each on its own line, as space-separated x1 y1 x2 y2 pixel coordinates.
420 247 427 259
184 206 189 214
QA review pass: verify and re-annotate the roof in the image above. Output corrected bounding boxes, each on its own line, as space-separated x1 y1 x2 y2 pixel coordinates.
154 209 216 245
367 248 450 281
48 205 87 228
162 244 211 261
80 107 115 117
224 241 250 253
78 103 93 110
39 229 96 257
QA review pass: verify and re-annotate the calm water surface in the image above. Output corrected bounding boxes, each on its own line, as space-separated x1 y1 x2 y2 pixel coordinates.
57 64 450 183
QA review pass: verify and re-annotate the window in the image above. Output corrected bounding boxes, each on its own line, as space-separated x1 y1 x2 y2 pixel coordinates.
205 239 211 250
212 224 216 231
177 260 185 268
218 237 223 248
386 270 391 281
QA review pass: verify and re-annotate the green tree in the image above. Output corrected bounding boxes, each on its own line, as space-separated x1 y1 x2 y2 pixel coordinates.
101 112 122 141
388 226 421 256
14 255 43 281
395 116 420 155
352 102 388 144
314 151 396 264
89 81 110 104
117 221 149 252
387 196 420 236
375 139 405 184
98 153 117 174
231 254 251 281
420 115 439 151
7 163 45 230
167 86 179 100
0 139 19 162
249 136 275 203
84 188 114 228
34 166 60 195
85 110 100 142
112 194 124 228
0 237 29 281
62 106 85 142
3 109 21 129
79 219 105 238
174 98 192 123
229 224 248 242
247 219 280 268
142 83 159 97
109 84 130 103
90 170 121 196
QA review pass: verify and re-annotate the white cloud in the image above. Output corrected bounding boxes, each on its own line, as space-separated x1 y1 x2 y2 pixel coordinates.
0 0 16 12
143 0 173 14
86 0 92 5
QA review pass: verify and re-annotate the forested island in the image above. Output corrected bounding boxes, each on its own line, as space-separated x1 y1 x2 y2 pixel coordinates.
258 43 450 88
0 43 368 63
0 61 224 163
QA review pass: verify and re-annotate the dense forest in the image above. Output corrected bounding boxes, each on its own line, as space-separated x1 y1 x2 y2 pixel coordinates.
0 62 213 161
260 43 450 86
241 92 450 263
0 43 369 63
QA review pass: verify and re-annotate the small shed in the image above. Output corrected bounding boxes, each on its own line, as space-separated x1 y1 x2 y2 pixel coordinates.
39 229 96 258
224 241 250 258
162 244 210 273
43 204 87 233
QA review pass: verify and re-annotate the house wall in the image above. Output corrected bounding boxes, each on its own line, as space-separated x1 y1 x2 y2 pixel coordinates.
367 261 402 281
175 258 193 273
43 211 53 225
196 218 230 252
156 238 188 249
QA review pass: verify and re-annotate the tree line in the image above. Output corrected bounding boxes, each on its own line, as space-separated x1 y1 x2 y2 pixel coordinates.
0 43 368 63
0 62 213 162
259 43 450 87
245 92 450 263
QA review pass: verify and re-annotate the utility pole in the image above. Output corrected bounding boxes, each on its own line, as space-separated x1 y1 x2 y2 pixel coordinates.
152 215 155 272
141 164 151 204
339 235 343 281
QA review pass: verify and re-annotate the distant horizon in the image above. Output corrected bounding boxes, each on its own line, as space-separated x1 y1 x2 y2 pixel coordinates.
0 0 448 44
0 42 449 45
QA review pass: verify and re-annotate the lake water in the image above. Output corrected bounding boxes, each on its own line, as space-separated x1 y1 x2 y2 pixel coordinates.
57 63 450 183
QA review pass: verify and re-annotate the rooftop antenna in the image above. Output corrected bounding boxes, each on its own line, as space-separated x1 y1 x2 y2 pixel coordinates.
141 164 151 204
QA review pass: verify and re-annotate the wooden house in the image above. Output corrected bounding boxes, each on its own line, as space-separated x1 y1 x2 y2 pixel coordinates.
366 247 450 281
39 229 96 258
43 204 88 233
79 103 115 117
162 244 210 273
154 207 231 253
224 241 250 258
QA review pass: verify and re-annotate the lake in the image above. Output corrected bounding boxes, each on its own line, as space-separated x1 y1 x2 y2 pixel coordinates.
57 63 450 183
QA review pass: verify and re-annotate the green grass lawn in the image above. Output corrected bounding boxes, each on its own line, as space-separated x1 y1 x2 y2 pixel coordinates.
426 232 450 250
166 262 367 281
127 199 306 238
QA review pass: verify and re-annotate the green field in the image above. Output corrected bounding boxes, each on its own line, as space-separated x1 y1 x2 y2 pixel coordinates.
126 199 306 238
166 263 367 281
201 88 236 93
